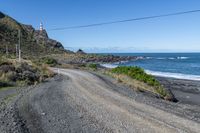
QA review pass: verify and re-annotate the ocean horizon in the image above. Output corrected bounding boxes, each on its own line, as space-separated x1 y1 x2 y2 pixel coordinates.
100 52 200 81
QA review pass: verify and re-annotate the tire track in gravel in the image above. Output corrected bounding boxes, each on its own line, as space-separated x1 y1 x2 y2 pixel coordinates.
7 68 200 133
58 69 200 133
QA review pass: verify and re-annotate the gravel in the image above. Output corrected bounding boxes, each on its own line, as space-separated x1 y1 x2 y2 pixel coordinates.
0 68 200 133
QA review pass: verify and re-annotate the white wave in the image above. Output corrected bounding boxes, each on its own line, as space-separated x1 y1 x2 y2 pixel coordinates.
145 70 200 81
146 57 153 59
146 57 190 60
120 60 129 63
168 57 176 60
157 57 165 59
177 57 189 59
116 60 129 64
167 57 189 60
101 64 118 68
101 63 200 81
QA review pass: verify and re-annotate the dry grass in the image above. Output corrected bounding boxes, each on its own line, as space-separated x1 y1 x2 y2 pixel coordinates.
0 57 55 87
107 72 155 92
105 71 174 101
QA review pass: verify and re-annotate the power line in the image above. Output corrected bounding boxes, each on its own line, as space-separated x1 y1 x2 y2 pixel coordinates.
48 9 200 31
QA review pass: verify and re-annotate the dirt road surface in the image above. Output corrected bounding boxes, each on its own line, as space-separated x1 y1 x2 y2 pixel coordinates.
1 68 200 133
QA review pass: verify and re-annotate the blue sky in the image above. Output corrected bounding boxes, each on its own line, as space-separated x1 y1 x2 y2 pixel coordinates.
1 0 200 53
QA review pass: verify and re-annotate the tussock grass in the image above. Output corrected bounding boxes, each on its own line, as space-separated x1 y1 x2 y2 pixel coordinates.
0 57 54 88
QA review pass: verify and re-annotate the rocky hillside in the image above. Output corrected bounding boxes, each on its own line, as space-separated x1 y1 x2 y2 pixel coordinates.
0 11 70 58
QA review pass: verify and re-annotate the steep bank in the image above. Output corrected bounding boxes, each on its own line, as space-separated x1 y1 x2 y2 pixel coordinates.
0 11 72 57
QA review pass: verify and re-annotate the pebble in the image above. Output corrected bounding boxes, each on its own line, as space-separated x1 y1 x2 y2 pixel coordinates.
13 122 17 126
41 112 46 116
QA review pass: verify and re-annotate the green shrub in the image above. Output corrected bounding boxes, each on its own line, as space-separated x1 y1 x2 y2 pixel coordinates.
111 66 167 96
39 57 58 66
88 63 97 70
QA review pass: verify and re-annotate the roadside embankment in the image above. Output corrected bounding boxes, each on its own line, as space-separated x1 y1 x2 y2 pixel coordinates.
157 76 200 106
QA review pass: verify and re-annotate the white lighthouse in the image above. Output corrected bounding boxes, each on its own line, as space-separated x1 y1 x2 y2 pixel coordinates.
40 22 43 31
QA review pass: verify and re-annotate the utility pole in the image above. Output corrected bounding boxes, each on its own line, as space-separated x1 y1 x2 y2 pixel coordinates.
18 29 21 62
16 43 18 58
6 43 8 56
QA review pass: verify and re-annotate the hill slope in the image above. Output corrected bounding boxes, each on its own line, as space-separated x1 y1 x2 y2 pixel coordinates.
0 11 70 58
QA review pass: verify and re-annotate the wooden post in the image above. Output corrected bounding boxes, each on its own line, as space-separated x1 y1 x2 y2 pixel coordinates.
18 29 21 62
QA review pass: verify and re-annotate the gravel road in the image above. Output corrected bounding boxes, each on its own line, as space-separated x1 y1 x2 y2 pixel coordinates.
1 68 200 133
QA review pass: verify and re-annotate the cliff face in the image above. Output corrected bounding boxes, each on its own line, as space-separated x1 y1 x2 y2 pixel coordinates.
23 24 64 49
0 11 68 57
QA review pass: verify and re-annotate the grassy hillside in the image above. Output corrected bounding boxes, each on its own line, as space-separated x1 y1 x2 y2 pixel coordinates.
0 11 68 58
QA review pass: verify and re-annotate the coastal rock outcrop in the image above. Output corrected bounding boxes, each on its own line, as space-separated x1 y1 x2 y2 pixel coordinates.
22 24 64 50
76 49 86 54
0 11 67 56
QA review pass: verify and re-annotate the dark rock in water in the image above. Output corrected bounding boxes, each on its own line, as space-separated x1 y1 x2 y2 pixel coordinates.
76 49 86 54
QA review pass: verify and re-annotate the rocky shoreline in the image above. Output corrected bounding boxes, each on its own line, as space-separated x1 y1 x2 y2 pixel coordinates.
55 53 144 65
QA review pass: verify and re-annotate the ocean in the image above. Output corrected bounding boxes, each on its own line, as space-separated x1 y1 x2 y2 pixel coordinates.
101 53 200 81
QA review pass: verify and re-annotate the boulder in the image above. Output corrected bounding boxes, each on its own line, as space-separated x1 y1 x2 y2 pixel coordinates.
76 49 86 54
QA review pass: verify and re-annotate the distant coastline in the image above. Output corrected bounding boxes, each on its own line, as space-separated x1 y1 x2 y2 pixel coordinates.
101 63 200 81
100 52 200 81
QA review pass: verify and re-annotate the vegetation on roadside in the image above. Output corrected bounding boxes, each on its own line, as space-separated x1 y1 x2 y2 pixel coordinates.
88 63 98 70
36 57 58 67
0 57 54 88
109 66 173 100
111 66 161 87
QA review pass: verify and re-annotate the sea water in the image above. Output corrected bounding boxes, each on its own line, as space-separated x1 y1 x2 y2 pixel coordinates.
101 53 200 81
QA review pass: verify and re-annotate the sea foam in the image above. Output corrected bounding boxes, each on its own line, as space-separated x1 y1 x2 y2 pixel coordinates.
101 64 118 68
101 64 200 81
146 57 190 60
145 70 200 81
